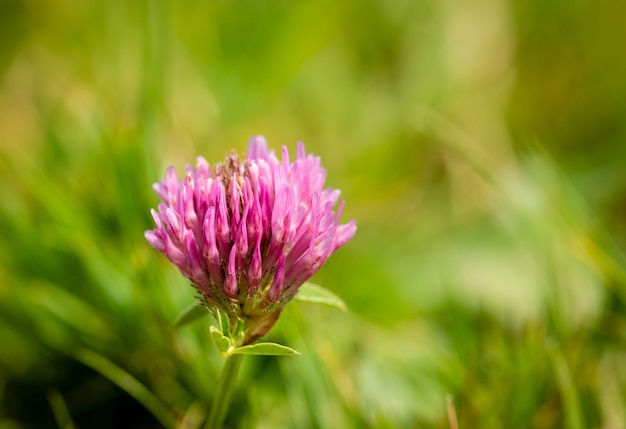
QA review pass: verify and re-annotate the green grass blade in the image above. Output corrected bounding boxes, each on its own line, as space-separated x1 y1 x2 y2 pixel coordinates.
74 348 177 429
47 389 76 429
172 302 209 328
546 339 584 429
177 401 206 429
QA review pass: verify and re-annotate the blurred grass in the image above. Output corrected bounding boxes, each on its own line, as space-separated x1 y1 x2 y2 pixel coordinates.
1 0 626 428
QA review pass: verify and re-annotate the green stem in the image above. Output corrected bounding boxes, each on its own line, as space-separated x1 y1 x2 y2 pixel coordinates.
206 354 244 429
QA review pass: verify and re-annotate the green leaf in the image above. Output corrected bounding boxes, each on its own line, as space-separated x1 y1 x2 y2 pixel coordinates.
294 282 347 311
172 302 209 328
210 326 232 355
230 342 301 356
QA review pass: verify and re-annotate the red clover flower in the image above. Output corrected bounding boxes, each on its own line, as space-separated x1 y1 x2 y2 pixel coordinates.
145 136 356 345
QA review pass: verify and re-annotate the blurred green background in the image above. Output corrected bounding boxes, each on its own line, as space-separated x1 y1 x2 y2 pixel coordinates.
1 0 626 428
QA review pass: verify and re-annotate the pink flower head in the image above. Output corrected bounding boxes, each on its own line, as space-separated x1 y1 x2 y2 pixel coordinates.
146 136 356 344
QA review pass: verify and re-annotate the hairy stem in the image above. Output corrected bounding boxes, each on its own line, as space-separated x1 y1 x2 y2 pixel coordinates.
206 354 244 429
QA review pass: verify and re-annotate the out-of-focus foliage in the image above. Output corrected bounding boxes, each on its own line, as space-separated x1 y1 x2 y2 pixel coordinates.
1 0 626 428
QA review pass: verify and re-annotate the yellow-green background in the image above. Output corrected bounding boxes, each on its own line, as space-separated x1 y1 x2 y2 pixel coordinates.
1 1 626 427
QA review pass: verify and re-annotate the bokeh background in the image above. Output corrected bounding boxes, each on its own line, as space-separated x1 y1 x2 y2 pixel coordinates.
1 0 626 428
